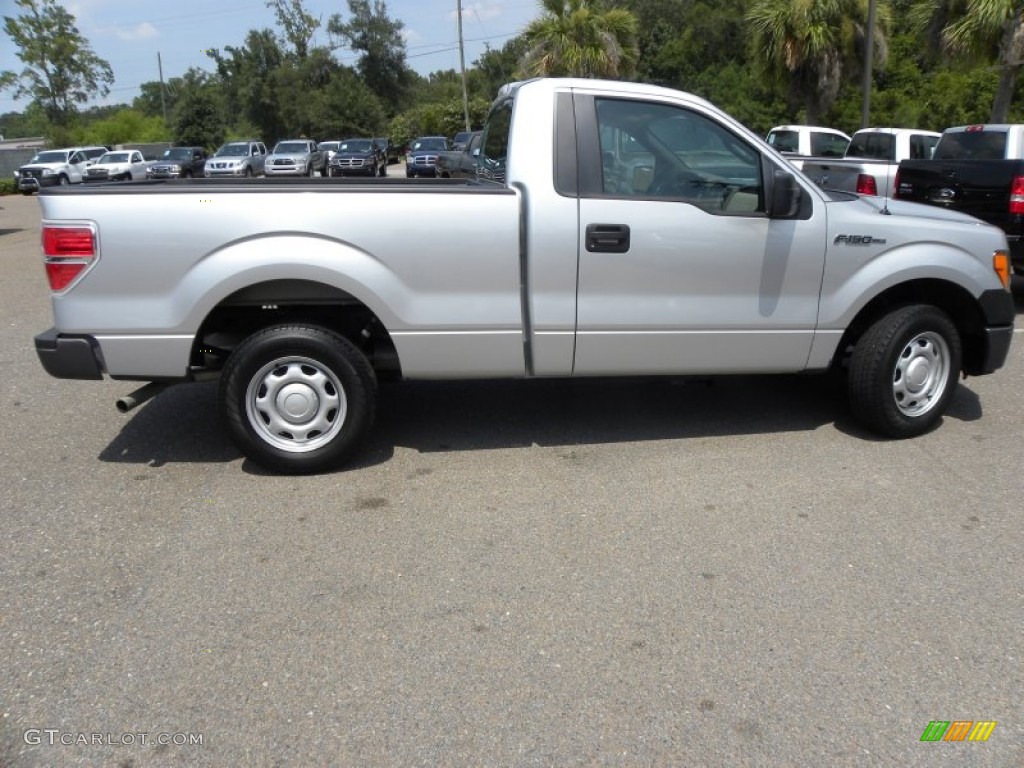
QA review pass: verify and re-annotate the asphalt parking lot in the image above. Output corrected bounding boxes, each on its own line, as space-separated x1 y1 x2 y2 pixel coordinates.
1 190 1022 767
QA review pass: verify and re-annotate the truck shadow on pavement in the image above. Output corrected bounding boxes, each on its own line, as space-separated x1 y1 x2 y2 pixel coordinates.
97 373 984 471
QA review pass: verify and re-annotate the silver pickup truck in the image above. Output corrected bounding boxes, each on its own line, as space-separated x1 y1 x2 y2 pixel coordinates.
802 127 941 197
34 78 1015 473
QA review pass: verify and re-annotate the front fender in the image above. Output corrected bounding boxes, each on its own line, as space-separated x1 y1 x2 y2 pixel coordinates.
818 239 1004 330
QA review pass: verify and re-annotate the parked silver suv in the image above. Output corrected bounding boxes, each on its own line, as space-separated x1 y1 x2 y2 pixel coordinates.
265 139 325 177
204 140 267 177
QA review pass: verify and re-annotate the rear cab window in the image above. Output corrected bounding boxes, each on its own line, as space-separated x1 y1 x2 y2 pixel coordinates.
810 131 849 157
479 98 512 183
934 129 1007 160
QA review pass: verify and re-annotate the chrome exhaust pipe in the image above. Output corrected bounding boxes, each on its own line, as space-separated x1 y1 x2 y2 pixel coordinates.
115 381 170 413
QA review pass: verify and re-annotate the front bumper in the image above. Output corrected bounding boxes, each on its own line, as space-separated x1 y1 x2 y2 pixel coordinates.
330 163 375 176
205 165 250 177
972 288 1016 374
35 328 104 380
18 176 59 192
265 165 308 176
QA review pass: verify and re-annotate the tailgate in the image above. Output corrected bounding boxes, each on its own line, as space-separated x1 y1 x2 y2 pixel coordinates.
895 159 1021 228
802 160 863 193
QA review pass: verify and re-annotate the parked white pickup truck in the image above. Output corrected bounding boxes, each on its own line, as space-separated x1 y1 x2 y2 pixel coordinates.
34 79 1015 473
802 127 941 197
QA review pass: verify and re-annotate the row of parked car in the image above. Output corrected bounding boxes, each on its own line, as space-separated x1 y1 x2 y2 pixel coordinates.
12 136 410 193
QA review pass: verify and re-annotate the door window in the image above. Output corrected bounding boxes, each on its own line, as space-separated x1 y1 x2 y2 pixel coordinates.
593 97 763 214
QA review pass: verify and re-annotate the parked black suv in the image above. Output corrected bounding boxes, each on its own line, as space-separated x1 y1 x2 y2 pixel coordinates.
328 138 387 177
146 146 208 179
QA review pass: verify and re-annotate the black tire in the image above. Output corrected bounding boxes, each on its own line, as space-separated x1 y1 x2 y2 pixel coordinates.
847 305 961 438
378 160 386 177
243 167 253 178
220 325 377 474
57 174 70 186
182 170 192 178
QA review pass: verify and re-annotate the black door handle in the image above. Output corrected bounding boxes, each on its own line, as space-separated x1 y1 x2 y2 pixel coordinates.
585 223 630 253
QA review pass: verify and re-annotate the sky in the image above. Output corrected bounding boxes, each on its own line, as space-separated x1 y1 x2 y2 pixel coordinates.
0 0 544 114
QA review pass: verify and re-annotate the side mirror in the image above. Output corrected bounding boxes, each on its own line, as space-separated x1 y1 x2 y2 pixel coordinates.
769 168 803 218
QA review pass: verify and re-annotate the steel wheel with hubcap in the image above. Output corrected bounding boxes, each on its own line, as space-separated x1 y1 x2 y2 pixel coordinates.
220 325 377 473
847 305 961 438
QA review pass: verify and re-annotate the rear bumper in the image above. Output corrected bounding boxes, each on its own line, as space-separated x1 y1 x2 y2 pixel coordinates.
35 328 104 380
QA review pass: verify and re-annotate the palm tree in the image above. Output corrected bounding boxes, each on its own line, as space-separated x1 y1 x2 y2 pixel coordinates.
912 0 1024 122
747 0 890 124
521 0 639 79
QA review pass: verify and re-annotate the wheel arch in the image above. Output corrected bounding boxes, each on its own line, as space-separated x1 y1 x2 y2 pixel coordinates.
193 278 402 380
831 278 991 375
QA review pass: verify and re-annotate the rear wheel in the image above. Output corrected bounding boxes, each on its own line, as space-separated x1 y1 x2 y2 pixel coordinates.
220 325 377 474
847 305 961 438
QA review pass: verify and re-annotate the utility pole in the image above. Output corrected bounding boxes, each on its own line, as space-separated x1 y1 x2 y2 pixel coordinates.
860 0 876 128
157 52 168 126
458 0 470 132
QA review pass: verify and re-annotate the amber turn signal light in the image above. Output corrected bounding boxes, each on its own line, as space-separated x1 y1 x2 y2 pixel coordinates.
993 250 1010 289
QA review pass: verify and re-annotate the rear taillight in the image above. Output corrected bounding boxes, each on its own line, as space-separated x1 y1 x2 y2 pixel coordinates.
1009 176 1024 215
892 170 901 198
42 225 96 291
856 174 878 196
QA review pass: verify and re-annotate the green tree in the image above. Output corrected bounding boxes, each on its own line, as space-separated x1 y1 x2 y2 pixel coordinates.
746 0 891 124
267 0 321 60
521 0 639 79
328 0 414 114
172 70 225 148
0 0 114 123
73 108 168 146
912 0 1024 122
473 37 529 98
209 29 288 141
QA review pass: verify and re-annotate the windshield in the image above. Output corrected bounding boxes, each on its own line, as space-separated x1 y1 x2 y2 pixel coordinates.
340 140 373 152
413 138 447 151
274 142 309 154
215 144 250 157
97 153 131 164
30 151 71 164
162 148 193 160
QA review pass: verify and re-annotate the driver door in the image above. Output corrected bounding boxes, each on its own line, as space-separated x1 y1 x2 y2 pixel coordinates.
573 93 827 375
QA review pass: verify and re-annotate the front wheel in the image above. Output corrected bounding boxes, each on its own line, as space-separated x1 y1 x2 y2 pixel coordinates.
847 305 962 438
220 325 378 474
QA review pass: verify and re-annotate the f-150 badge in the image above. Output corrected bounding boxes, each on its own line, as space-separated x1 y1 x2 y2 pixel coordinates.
834 234 887 245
